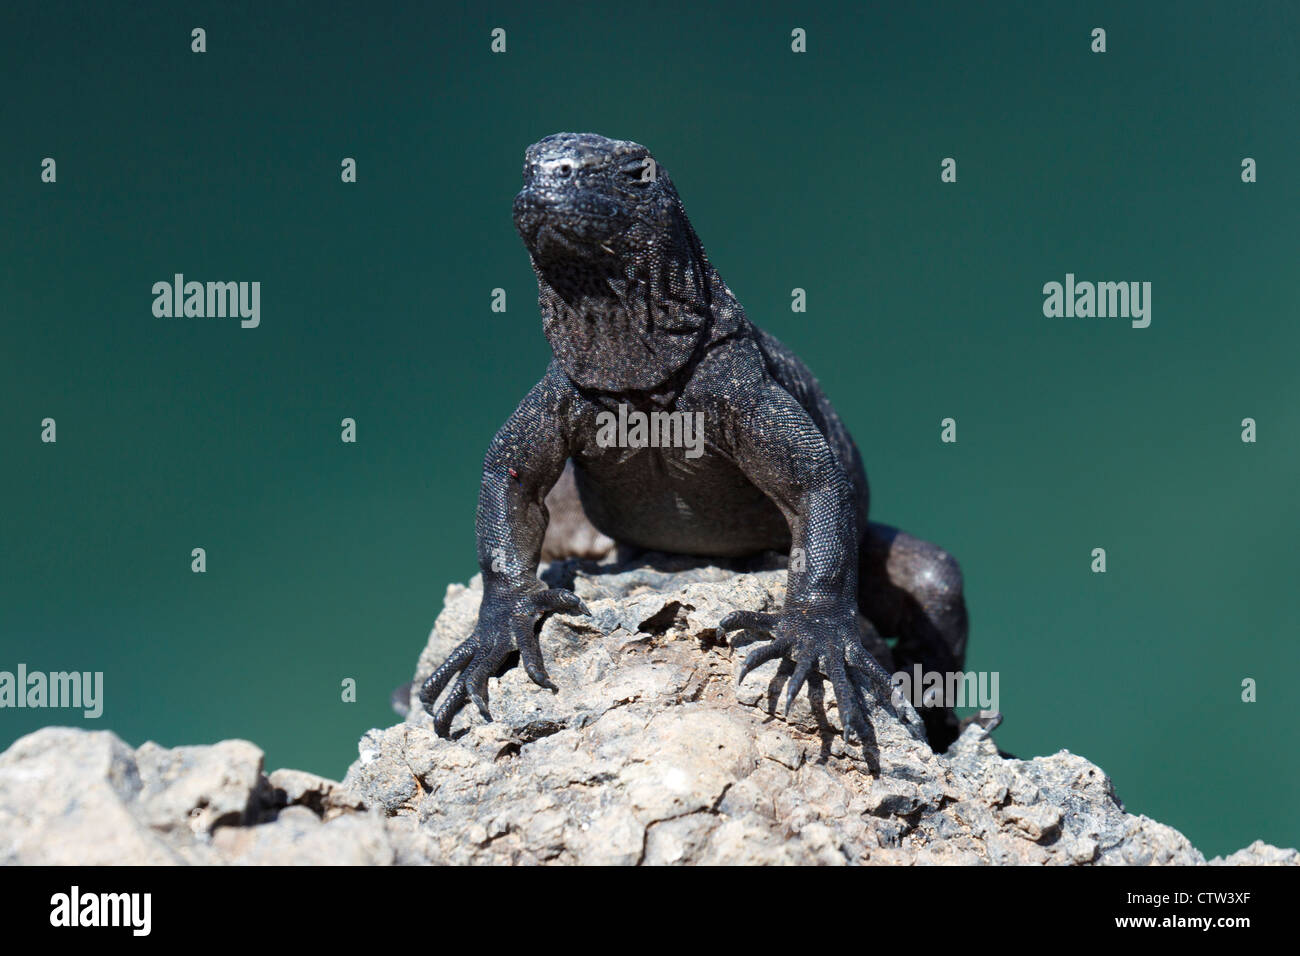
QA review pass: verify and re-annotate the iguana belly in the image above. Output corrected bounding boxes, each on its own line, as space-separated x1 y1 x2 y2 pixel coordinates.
571 449 790 557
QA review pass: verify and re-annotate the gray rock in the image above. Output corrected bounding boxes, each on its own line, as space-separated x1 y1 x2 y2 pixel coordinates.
0 556 1293 866
1210 840 1300 866
133 739 264 836
0 728 393 865
212 806 393 866
0 729 178 865
345 555 1295 866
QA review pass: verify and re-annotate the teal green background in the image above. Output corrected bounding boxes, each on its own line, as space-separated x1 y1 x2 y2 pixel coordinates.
2 1 1296 857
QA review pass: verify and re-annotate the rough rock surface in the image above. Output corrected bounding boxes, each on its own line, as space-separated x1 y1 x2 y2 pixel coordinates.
0 727 388 865
1 555 1294 865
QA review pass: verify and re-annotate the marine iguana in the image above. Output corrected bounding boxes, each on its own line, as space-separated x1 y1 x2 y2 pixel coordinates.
421 132 970 751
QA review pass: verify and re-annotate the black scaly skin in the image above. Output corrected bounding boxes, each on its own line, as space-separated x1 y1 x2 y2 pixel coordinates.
421 133 970 752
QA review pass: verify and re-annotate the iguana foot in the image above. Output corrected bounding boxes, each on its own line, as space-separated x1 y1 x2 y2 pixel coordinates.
719 607 913 745
420 586 590 737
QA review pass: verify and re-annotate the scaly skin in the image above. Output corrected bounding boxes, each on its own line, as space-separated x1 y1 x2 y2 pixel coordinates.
421 133 970 751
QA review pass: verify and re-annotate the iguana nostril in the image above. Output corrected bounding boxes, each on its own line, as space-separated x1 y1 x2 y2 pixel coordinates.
557 163 572 177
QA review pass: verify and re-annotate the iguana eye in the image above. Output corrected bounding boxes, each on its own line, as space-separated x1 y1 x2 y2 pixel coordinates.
620 159 653 185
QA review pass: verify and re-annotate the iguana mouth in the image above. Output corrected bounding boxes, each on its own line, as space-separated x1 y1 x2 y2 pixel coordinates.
513 186 629 258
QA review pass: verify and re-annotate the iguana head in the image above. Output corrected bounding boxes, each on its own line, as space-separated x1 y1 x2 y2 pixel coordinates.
513 133 737 392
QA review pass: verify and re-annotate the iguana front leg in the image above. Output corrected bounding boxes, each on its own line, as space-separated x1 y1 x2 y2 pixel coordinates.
420 369 589 736
715 383 908 745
